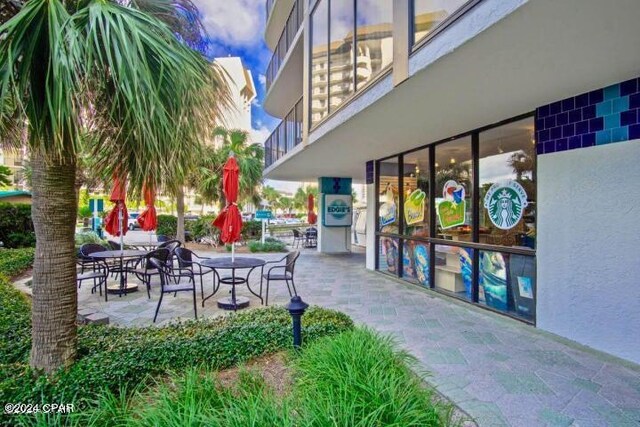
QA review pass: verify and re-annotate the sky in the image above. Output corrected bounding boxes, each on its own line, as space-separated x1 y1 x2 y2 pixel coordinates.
191 0 279 146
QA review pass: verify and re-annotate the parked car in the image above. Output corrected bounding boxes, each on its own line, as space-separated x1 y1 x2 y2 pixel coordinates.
127 212 140 230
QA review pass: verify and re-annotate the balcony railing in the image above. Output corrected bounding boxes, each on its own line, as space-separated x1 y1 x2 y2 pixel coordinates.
265 0 303 91
264 98 303 169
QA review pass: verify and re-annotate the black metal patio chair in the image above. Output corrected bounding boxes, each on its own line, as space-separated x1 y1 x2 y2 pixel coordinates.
129 248 171 298
78 243 107 273
76 256 109 301
149 257 197 323
291 229 305 248
175 247 220 306
261 250 300 306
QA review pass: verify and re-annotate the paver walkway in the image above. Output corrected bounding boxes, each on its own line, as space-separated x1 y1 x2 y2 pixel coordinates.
78 248 640 427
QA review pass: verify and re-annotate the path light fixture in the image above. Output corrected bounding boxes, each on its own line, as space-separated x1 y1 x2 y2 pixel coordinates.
286 295 309 349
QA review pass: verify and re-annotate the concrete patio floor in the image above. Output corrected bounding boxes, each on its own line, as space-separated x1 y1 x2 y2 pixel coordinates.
78 247 640 427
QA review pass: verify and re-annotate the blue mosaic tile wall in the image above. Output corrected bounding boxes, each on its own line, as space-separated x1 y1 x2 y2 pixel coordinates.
536 77 640 155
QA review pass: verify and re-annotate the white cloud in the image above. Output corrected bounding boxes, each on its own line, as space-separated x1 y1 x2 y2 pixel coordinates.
193 0 265 47
251 98 261 108
258 73 267 87
250 125 271 145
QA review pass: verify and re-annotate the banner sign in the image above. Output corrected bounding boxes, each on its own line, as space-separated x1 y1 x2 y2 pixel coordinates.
436 180 466 229
404 189 426 225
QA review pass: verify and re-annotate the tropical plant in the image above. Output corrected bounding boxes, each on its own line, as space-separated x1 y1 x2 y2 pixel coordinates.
0 165 12 187
293 185 319 212
261 185 281 210
0 0 226 373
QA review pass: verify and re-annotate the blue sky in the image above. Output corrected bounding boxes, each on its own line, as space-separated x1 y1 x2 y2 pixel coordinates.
192 0 279 142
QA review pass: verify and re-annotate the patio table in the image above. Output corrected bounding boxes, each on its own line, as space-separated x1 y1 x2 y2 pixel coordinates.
91 250 148 296
200 257 265 310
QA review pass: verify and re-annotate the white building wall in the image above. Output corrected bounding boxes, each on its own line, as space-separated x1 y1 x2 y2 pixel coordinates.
537 140 640 364
213 57 256 133
365 183 376 270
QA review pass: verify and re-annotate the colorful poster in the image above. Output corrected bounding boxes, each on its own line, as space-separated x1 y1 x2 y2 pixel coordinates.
379 184 397 226
436 180 466 229
517 276 533 299
414 244 429 286
404 189 426 225
484 180 528 230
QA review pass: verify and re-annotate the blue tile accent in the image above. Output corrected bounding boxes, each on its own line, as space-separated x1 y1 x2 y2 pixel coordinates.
612 96 629 113
562 98 575 112
604 114 620 130
596 130 611 145
611 127 628 143
621 110 638 126
575 93 590 108
568 136 581 149
589 117 604 132
582 133 596 147
596 101 612 117
537 78 639 154
556 112 568 126
575 120 589 135
603 84 620 100
589 89 604 105
563 124 575 138
620 78 638 96
582 105 596 120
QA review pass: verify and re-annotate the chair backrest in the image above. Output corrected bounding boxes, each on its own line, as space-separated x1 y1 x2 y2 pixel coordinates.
107 240 121 250
145 248 170 266
292 229 301 238
80 243 107 258
174 247 193 268
285 251 300 276
157 239 181 253
148 257 172 289
156 235 170 243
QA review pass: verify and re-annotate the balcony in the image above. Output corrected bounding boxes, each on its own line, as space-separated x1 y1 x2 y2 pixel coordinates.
265 0 303 92
264 98 303 169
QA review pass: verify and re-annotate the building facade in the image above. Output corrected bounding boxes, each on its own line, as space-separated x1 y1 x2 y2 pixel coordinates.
262 0 640 364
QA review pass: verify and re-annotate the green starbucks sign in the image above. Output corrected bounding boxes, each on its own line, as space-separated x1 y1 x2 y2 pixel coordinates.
484 181 528 230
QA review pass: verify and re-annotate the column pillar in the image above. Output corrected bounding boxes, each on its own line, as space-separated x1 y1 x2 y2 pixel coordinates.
317 177 353 254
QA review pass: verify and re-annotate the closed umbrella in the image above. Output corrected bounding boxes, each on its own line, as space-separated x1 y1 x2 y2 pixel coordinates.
137 183 157 245
307 193 317 225
104 175 128 251
213 156 243 261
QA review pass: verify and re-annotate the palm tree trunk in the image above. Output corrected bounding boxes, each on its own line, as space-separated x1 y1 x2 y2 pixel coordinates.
176 186 185 243
30 150 78 374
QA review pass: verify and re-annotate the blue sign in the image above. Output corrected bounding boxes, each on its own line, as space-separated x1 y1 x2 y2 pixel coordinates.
319 177 352 195
255 210 273 220
89 198 104 213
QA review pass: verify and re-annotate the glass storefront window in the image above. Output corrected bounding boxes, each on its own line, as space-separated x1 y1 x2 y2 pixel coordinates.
479 118 536 248
378 157 400 234
310 0 329 127
329 0 355 113
479 250 536 322
413 0 470 45
434 244 473 301
404 240 430 286
435 136 473 240
378 237 399 276
356 0 393 89
403 148 430 237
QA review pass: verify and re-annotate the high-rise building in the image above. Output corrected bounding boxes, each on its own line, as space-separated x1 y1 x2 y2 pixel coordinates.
213 56 257 135
262 0 640 365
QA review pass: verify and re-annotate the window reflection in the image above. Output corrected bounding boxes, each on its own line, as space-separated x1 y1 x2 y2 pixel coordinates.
356 0 393 89
413 0 469 45
329 0 355 112
402 148 430 237
310 0 329 127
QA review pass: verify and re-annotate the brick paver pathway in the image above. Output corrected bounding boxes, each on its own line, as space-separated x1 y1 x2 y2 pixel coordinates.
78 248 640 427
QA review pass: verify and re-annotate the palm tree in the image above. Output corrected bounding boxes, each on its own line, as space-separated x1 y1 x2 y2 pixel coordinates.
261 185 281 210
293 185 319 212
0 165 12 187
0 0 224 373
194 127 264 210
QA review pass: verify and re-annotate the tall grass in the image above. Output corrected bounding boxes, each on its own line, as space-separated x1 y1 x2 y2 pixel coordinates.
26 328 455 426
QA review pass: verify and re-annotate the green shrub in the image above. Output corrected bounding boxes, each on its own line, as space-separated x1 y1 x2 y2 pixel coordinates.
293 328 453 426
248 240 286 253
0 248 35 279
186 215 219 241
156 215 177 238
241 220 262 241
0 276 31 365
0 306 353 422
0 202 35 248
77 205 92 220
74 232 107 248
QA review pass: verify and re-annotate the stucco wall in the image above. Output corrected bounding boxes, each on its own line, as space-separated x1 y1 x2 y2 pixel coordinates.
537 139 640 364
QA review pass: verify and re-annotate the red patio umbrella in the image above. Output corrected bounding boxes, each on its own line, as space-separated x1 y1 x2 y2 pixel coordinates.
104 175 128 250
307 193 317 225
137 183 157 232
213 156 243 260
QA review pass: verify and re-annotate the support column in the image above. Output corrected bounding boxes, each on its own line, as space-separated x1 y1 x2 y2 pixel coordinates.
365 182 376 270
317 177 353 254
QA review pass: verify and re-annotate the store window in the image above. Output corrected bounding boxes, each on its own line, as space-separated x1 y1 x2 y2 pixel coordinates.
413 0 470 45
434 244 473 301
435 136 473 240
356 0 393 89
310 0 329 127
479 117 536 248
329 0 355 112
402 148 430 237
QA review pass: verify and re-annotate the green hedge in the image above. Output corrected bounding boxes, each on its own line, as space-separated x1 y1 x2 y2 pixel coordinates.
156 214 177 238
248 239 286 253
0 203 35 248
0 301 353 419
0 248 35 279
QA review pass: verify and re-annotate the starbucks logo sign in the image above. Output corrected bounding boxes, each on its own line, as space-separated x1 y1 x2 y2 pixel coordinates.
484 181 528 230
